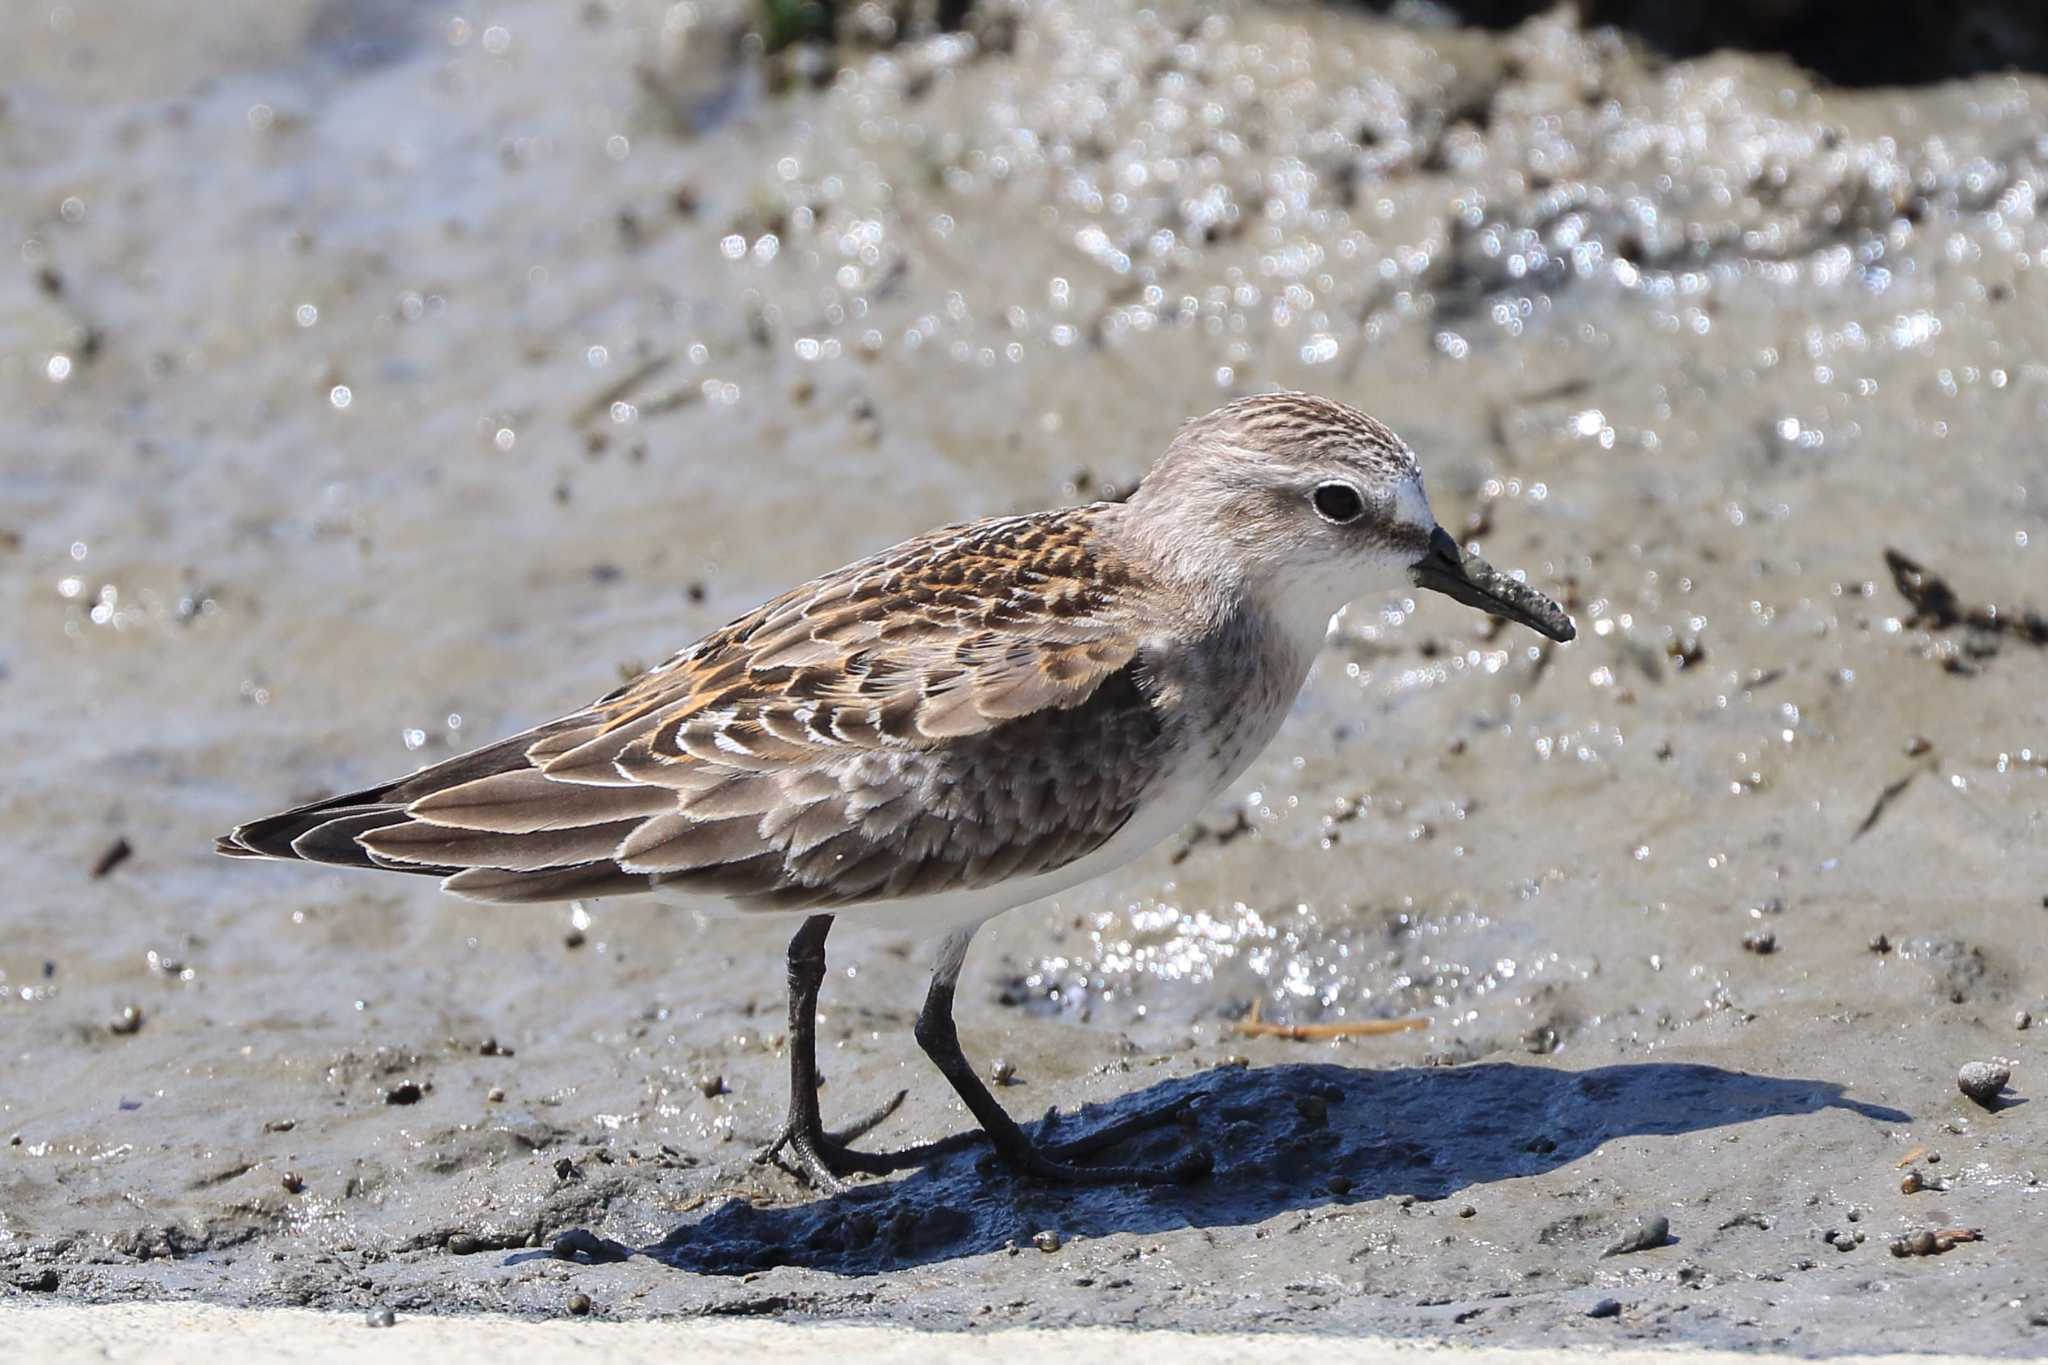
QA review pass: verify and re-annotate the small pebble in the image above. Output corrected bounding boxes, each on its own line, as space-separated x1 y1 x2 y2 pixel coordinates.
567 1292 592 1316
563 930 586 949
447 1234 481 1256
2016 1010 2032 1031
1900 1171 1922 1194
1032 1230 1061 1253
1868 934 1892 954
697 1075 727 1098
1957 1061 2010 1107
486 1087 506 1103
109 1005 144 1036
385 1082 424 1105
1325 1175 1352 1196
990 1058 1017 1086
365 1306 396 1329
1586 1298 1622 1320
1740 929 1776 955
1458 1205 1476 1218
281 1171 305 1194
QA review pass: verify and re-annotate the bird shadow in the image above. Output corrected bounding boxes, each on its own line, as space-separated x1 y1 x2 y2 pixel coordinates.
595 1060 1905 1277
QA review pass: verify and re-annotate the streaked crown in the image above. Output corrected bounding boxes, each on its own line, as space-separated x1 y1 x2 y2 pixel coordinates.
1170 392 1420 483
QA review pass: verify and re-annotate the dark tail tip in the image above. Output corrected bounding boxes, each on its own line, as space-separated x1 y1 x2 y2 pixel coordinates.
215 832 261 857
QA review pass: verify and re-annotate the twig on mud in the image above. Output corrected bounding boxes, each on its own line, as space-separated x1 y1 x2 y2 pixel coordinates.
573 353 675 426
1233 997 1430 1041
91 836 133 879
1853 772 1918 840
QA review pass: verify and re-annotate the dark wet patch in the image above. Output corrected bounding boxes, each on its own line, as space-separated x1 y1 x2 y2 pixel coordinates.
306 0 423 71
629 1061 1901 1277
1340 0 2048 85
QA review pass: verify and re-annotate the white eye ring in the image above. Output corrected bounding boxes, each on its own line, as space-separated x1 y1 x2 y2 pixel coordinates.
1311 482 1366 524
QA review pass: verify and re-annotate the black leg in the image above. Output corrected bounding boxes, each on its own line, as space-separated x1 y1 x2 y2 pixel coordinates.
753 914 912 1191
756 917 1207 1193
912 927 1211 1185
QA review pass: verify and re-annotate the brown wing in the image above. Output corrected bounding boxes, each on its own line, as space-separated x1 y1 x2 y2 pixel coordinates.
216 507 1173 909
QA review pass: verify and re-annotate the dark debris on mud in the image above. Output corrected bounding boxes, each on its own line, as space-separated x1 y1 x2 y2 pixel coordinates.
1886 548 2048 672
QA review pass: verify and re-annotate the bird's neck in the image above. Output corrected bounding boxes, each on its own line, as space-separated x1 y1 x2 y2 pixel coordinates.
1103 500 1337 678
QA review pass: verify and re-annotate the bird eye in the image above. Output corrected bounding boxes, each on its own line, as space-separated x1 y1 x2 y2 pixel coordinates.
1311 482 1365 524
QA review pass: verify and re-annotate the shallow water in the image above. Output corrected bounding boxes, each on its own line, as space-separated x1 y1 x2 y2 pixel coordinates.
3 0 2046 1349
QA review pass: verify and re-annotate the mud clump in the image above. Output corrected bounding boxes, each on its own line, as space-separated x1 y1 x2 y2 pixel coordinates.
1896 937 1992 1004
1601 1215 1672 1258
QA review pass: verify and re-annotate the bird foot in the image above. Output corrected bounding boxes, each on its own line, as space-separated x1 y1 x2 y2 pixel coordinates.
756 1090 1212 1193
753 1088 912 1193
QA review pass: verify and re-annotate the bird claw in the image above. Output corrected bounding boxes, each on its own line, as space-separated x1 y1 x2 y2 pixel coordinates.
753 1088 911 1192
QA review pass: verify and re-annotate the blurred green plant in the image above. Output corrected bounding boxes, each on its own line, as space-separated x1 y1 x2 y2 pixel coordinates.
759 0 835 53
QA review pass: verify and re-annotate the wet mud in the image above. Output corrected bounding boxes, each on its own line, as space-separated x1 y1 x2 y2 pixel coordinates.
3 0 2046 1353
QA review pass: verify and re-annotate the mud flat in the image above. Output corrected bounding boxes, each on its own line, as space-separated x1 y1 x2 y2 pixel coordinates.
2 0 2045 1353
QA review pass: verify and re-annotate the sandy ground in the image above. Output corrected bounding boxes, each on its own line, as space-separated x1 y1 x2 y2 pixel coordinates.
3 0 2047 1354
4 1301 2040 1365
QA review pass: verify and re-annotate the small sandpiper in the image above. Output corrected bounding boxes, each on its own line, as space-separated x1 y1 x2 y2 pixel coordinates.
220 392 1574 1191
